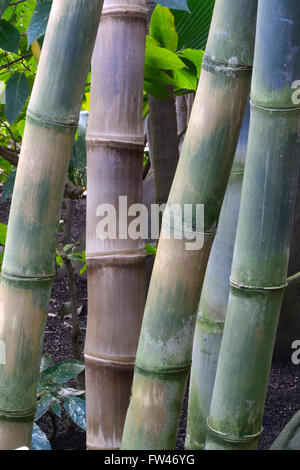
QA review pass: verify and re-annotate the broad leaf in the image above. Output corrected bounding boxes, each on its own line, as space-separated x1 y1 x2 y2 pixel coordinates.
64 397 86 430
50 401 61 418
31 424 51 450
145 36 185 71
58 387 85 398
173 66 197 91
0 0 10 17
178 48 204 78
174 0 215 50
27 0 52 46
0 20 20 53
1 168 16 202
41 359 85 385
40 354 53 372
144 80 170 100
35 392 54 420
5 73 29 124
0 222 7 245
144 65 174 86
150 5 178 52
155 0 189 11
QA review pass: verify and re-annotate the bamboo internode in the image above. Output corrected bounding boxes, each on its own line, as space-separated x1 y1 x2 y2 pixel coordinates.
121 0 257 450
206 0 300 450
0 0 103 449
85 0 147 450
186 105 250 450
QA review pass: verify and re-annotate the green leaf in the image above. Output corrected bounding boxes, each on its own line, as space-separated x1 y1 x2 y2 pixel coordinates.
144 80 170 100
79 264 86 275
35 392 54 420
69 111 88 182
40 354 53 372
0 20 20 53
145 243 157 255
58 387 85 398
144 65 174 86
143 95 149 120
173 67 197 91
0 222 7 245
145 36 185 71
5 74 29 124
1 168 16 202
64 397 86 430
0 0 10 18
41 359 85 385
155 0 189 11
173 0 215 50
178 48 204 78
50 401 61 418
27 0 52 46
31 424 51 450
150 5 178 52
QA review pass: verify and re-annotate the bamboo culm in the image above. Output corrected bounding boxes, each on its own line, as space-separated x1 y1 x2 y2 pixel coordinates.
186 104 250 450
121 0 257 450
206 0 300 450
85 0 147 450
0 0 103 449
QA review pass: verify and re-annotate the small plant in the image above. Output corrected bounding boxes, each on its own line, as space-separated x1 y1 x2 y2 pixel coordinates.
32 355 86 451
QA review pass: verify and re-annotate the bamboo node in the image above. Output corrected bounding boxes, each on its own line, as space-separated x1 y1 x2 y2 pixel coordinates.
202 56 252 77
86 249 146 265
86 134 144 150
135 361 191 375
197 312 225 329
101 3 148 19
230 277 288 291
250 99 300 113
1 270 54 285
85 351 135 366
207 417 263 443
27 109 78 133
0 405 36 419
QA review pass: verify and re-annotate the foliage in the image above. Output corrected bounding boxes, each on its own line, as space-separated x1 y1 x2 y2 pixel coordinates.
56 244 86 275
0 221 6 269
173 0 215 50
32 355 86 450
0 1 89 201
144 4 203 100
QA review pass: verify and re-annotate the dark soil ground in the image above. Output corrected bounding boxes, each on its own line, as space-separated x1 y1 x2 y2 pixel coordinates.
0 197 300 451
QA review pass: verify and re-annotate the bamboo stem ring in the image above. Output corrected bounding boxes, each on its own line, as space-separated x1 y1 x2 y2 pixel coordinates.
206 418 263 443
230 277 288 291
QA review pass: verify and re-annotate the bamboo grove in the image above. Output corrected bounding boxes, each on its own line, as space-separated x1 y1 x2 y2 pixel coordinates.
0 0 300 452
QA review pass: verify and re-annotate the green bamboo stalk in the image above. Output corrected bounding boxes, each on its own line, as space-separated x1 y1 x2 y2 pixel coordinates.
206 0 300 451
85 0 147 450
186 104 250 450
0 0 103 449
121 0 257 450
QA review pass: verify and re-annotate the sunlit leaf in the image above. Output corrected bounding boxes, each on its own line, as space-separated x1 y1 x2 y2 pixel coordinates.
150 5 178 52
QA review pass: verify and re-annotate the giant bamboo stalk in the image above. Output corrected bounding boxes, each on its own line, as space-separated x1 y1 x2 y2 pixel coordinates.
186 104 250 450
121 0 257 450
206 0 300 451
85 0 147 450
0 0 103 449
